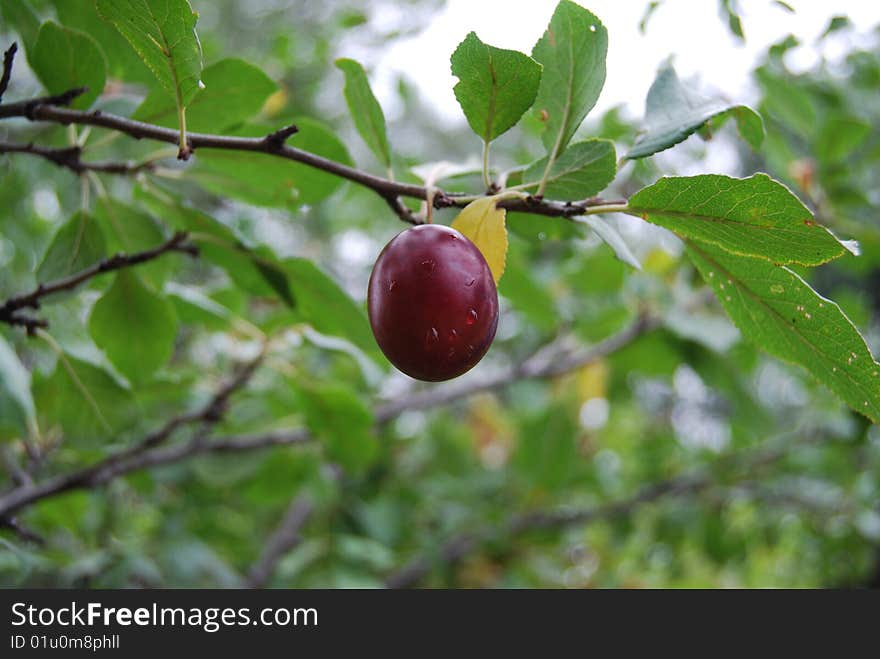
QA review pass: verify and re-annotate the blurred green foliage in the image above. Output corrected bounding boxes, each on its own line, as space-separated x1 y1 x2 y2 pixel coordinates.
0 1 878 589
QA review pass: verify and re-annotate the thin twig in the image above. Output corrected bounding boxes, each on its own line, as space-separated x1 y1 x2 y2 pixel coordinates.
0 349 268 518
1 447 32 488
0 97 626 222
243 496 314 588
384 432 825 588
0 516 45 545
0 232 197 331
0 141 157 175
0 43 17 103
375 312 659 422
0 316 656 519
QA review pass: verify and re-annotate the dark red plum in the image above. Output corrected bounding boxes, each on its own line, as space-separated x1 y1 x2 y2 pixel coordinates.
367 224 499 381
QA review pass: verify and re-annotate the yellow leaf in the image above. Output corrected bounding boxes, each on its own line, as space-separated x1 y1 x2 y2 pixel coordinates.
261 88 288 118
450 196 508 283
576 360 608 402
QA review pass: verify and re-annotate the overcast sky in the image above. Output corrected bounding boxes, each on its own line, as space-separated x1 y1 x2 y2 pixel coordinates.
369 0 880 124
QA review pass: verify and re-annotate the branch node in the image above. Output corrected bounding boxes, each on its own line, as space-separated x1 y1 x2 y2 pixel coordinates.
23 87 88 120
382 194 418 224
433 191 456 209
264 123 299 149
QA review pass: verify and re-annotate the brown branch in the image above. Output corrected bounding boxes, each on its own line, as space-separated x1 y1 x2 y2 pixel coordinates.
243 496 314 588
0 315 656 519
0 447 32 489
0 515 45 545
382 194 418 225
0 88 88 119
376 312 659 422
263 123 299 147
1 314 48 337
384 477 706 589
0 43 16 103
0 232 198 332
0 349 267 519
0 141 157 175
384 433 824 588
0 96 626 222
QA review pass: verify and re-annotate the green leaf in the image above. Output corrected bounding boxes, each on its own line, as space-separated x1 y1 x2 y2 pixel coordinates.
93 197 174 288
164 283 233 331
1 0 40 55
532 1 608 158
144 197 296 307
133 58 277 133
515 401 579 490
88 270 178 385
821 15 851 39
639 1 661 34
96 0 203 107
625 62 763 159
755 66 816 139
30 22 107 110
33 353 134 445
298 383 377 472
335 58 392 169
521 138 616 198
283 258 382 365
575 215 641 270
628 174 848 266
815 115 870 164
450 32 542 144
686 241 880 423
772 1 795 13
0 335 36 439
719 0 745 42
51 0 154 84
192 119 352 207
719 106 765 151
255 259 296 308
36 212 107 291
498 244 557 332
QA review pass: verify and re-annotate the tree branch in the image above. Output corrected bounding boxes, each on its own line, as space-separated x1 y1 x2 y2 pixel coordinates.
376 312 659 422
0 141 157 175
0 96 626 222
0 348 266 519
0 43 16 104
384 433 825 588
0 515 45 546
0 232 198 333
243 495 314 588
0 315 655 519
